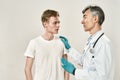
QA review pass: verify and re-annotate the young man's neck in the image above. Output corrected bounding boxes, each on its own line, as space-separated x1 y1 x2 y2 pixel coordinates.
42 32 54 41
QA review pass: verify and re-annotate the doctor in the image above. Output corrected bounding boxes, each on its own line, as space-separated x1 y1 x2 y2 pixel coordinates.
60 5 114 80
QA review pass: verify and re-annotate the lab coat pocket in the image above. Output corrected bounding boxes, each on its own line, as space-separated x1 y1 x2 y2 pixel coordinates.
87 50 96 71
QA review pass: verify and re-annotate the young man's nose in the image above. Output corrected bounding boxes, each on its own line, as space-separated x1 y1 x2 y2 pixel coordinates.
57 23 60 28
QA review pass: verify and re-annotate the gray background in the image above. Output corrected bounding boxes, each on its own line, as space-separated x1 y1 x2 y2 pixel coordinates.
0 0 120 80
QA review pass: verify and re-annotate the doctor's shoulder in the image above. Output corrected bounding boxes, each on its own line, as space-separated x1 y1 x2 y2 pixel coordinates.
102 35 112 45
97 35 112 50
94 35 111 50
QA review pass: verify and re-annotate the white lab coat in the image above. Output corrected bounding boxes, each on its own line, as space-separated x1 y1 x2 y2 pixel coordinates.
67 31 114 80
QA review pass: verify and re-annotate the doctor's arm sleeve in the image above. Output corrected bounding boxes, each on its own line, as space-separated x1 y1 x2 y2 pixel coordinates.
68 48 82 65
24 40 35 58
75 41 113 80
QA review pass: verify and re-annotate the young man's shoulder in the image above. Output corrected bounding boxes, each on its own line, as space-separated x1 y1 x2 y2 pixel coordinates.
30 36 41 42
54 35 62 40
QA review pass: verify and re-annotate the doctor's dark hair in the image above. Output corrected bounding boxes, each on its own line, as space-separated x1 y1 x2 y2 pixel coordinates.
41 9 59 23
82 5 105 25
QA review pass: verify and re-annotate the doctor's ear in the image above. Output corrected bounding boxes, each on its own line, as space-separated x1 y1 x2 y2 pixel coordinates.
93 16 99 23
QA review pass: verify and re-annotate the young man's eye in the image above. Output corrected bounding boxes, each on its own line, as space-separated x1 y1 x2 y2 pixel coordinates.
53 22 57 24
54 21 60 24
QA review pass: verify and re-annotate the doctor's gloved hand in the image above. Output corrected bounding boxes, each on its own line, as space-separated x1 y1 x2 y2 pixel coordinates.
61 58 76 75
59 36 71 50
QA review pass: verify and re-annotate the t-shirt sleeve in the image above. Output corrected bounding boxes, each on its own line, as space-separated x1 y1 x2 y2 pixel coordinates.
24 40 35 58
63 47 68 54
58 35 68 54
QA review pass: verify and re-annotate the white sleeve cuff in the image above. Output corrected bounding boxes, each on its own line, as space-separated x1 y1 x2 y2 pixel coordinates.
24 52 34 58
75 68 90 80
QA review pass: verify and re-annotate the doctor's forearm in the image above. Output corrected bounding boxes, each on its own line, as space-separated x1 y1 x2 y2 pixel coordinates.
68 48 82 64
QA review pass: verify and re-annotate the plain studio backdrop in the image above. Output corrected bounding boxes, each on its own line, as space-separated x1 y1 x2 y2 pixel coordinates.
0 0 120 80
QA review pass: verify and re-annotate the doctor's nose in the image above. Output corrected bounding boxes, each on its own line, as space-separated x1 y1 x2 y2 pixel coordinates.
81 19 84 24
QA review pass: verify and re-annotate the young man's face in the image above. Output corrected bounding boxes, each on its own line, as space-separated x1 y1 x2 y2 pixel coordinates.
81 9 96 32
44 16 60 34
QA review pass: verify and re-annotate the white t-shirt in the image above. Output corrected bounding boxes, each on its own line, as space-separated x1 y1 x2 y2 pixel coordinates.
24 35 66 80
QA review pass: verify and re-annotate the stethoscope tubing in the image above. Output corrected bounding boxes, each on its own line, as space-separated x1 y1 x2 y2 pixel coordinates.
93 33 104 48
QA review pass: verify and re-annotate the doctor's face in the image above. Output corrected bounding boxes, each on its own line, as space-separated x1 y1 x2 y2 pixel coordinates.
81 9 95 32
44 16 60 34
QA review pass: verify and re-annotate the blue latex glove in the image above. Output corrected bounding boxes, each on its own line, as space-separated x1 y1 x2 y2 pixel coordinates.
59 36 71 50
61 57 76 75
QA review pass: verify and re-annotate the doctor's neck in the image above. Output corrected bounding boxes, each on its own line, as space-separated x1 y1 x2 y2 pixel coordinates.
89 25 102 35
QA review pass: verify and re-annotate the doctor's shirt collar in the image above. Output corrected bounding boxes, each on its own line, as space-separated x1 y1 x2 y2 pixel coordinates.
89 30 104 44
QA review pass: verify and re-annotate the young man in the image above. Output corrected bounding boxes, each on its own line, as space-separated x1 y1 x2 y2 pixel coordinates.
24 9 69 80
61 5 114 80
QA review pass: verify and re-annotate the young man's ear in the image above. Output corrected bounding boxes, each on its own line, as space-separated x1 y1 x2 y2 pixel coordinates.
43 22 47 28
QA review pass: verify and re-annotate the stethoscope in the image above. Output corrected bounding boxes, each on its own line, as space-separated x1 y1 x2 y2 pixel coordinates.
89 33 104 58
80 33 104 65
